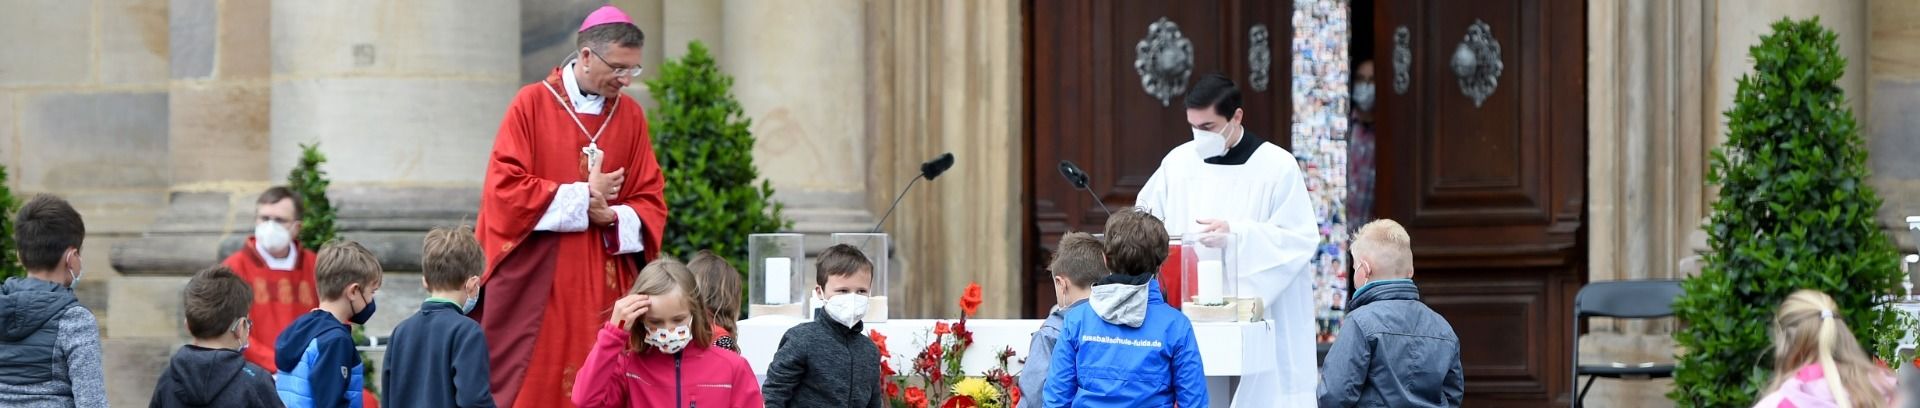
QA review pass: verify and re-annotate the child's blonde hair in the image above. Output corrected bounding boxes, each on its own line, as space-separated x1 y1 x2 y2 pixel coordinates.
627 258 714 354
1770 289 1890 408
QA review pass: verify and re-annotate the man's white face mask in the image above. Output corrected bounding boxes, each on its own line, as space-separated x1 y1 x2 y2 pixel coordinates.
1191 123 1238 160
254 221 292 254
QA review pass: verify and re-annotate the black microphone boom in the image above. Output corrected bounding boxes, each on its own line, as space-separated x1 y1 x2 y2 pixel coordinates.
1057 160 1089 189
873 153 957 233
921 153 955 180
1057 160 1111 216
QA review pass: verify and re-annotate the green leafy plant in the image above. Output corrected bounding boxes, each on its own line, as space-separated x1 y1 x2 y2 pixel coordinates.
288 143 339 250
1670 16 1909 407
645 40 791 313
0 165 21 281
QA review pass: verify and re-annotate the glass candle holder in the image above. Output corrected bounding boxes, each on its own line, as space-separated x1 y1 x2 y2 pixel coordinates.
747 233 805 318
1181 232 1238 306
831 233 890 321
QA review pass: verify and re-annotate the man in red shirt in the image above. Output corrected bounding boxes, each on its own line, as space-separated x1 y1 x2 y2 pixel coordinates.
220 186 319 372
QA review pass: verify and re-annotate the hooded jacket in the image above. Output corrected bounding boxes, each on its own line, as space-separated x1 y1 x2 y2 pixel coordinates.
274 310 364 408
149 345 284 407
570 322 764 408
0 276 107 408
1043 276 1207 408
1316 279 1463 408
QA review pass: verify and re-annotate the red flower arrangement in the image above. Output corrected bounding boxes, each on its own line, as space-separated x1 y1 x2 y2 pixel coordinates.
960 283 984 317
905 387 928 408
875 282 1021 408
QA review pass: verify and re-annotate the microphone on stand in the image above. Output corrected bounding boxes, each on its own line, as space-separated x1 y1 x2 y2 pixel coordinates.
1058 160 1111 216
872 153 956 233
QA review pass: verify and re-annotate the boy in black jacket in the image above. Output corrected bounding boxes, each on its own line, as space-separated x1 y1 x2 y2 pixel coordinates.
382 227 494 407
150 265 285 408
763 244 885 408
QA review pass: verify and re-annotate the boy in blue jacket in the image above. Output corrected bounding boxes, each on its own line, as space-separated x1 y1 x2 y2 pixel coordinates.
1045 209 1207 407
275 241 384 408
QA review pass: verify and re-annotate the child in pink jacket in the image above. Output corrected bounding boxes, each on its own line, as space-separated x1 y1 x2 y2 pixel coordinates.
572 259 764 408
1752 290 1896 408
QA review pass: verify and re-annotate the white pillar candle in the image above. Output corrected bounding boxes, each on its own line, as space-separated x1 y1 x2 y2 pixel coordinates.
1198 260 1225 305
765 257 793 304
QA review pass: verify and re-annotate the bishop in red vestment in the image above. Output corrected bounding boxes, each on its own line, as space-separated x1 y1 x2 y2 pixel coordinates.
473 6 667 407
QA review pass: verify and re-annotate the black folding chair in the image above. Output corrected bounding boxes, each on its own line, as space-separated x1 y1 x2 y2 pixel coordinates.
1571 280 1684 407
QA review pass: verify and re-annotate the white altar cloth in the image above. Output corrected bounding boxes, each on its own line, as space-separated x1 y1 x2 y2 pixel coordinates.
738 316 1277 407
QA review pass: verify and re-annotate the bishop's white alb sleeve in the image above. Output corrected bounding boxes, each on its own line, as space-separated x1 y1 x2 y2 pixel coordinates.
533 182 591 233
608 205 646 254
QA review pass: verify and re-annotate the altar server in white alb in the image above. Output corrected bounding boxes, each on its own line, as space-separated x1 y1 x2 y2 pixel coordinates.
1135 73 1321 406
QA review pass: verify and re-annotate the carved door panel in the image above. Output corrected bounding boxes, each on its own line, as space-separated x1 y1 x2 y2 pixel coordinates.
1374 0 1587 404
1025 0 1292 317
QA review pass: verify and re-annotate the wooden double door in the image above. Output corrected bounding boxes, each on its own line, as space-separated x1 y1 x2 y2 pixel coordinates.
1023 0 1587 405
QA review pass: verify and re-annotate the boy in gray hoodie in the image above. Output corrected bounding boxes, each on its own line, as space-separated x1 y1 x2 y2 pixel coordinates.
0 195 107 408
1020 232 1107 408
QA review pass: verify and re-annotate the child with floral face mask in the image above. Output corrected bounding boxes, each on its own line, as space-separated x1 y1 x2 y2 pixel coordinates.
572 259 765 408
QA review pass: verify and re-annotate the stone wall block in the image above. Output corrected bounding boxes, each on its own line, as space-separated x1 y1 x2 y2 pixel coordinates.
101 0 172 84
169 0 216 79
169 83 270 183
267 78 512 184
0 1 92 86
104 338 181 408
217 0 271 79
18 91 170 190
272 0 519 77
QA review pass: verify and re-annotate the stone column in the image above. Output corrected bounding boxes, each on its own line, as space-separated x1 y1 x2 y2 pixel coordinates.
1867 0 1920 261
1584 0 1714 406
717 0 882 310
864 0 1024 318
267 0 518 333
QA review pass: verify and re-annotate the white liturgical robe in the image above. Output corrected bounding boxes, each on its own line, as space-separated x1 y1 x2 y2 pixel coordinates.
1136 137 1321 407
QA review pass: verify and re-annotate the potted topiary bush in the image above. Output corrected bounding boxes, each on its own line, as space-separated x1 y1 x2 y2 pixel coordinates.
289 143 339 250
646 40 791 315
1670 16 1911 407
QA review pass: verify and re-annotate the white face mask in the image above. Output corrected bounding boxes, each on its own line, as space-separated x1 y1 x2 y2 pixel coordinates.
65 250 81 287
644 324 693 354
1353 81 1376 112
1191 125 1233 160
823 293 870 328
254 221 293 254
232 318 251 352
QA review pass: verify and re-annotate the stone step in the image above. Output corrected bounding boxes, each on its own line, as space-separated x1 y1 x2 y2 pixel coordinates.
102 338 180 408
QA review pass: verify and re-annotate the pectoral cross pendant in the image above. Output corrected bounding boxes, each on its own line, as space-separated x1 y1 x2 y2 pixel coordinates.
583 143 604 172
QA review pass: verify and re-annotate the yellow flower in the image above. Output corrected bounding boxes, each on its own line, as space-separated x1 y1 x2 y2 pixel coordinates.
952 377 1001 402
